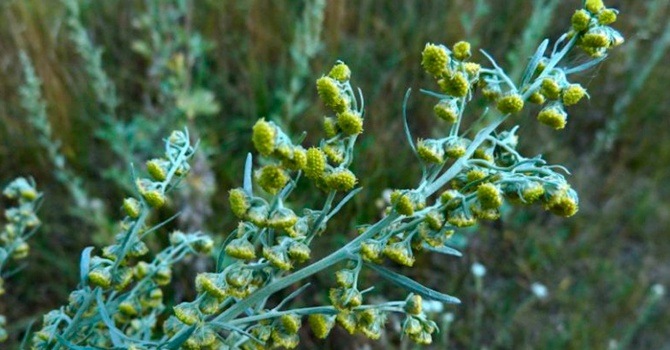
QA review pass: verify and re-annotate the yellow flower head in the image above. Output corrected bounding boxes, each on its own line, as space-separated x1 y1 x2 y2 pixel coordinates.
496 93 525 114
324 169 357 192
305 147 327 180
309 314 336 339
252 118 277 156
421 43 449 77
562 84 587 106
453 41 472 61
337 110 364 135
537 106 568 130
256 165 289 194
328 62 351 82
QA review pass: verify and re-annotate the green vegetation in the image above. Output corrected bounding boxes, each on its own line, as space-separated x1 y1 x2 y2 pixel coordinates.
0 0 668 348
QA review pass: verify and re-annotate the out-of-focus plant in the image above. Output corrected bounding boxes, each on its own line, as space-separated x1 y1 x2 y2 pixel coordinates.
0 178 41 343
19 51 109 235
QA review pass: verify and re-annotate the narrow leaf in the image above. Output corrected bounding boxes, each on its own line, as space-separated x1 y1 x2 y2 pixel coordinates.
521 39 549 86
423 243 462 257
243 153 253 194
365 262 461 304
79 246 94 284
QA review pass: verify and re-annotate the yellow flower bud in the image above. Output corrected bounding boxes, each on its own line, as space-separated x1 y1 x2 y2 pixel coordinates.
337 111 364 135
199 295 220 315
421 43 449 77
141 189 166 208
11 241 29 260
119 300 139 316
598 9 617 25
287 241 311 263
581 29 610 49
356 309 384 340
335 269 355 288
305 147 326 180
323 144 344 165
328 62 351 82
477 183 503 209
383 241 415 267
521 182 545 203
316 76 347 113
154 266 172 286
268 207 298 229
174 302 200 326
390 190 414 216
308 314 336 339
410 330 433 345
282 146 307 171
226 268 253 288
571 9 591 32
405 294 423 315
146 158 168 181
433 100 458 123
122 197 142 219
562 84 586 106
263 246 292 270
256 165 289 195
330 287 362 310
544 187 579 217
496 93 524 114
585 0 604 14
537 105 568 130
88 267 112 289
323 117 339 138
403 316 422 336
528 91 546 105
225 237 256 260
439 72 469 97
447 210 477 228
252 118 277 156
416 139 445 164
464 62 481 78
360 240 384 262
323 169 357 192
541 78 562 100
444 139 467 158
281 314 302 334
466 169 487 183
425 211 444 231
196 273 227 299
453 41 471 61
337 312 357 334
228 188 249 218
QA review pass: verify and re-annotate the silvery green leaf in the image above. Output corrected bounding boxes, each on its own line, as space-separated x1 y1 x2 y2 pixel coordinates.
423 243 462 257
521 39 549 86
79 246 94 284
365 262 461 304
243 153 253 194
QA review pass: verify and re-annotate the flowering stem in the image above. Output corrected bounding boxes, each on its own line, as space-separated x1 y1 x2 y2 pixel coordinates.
211 212 399 324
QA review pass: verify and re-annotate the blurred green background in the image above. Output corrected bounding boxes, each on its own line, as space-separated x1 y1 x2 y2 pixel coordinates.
1 0 669 348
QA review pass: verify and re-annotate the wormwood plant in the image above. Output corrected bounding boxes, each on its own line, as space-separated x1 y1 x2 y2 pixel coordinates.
0 178 41 343
23 0 622 348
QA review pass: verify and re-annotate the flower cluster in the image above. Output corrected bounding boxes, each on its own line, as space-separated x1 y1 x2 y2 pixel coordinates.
0 178 41 342
15 1 624 348
32 130 214 349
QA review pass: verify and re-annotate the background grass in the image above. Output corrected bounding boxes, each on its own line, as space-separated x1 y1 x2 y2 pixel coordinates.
1 0 669 348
